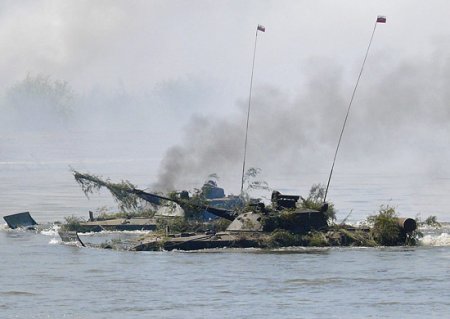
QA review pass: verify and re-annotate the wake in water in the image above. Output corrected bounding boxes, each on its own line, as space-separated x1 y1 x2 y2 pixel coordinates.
40 224 60 236
420 233 450 246
418 223 450 246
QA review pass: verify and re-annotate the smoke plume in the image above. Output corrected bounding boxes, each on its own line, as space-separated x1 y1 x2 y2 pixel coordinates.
153 53 450 193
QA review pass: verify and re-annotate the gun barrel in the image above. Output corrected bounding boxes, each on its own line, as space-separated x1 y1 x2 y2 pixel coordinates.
132 189 236 221
198 205 236 221
132 189 172 205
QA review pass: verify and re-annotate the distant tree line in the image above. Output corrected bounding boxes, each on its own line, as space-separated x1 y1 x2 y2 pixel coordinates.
0 74 157 132
3 74 75 130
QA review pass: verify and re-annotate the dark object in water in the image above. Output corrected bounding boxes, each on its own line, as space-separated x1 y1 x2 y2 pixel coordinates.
3 212 38 229
397 218 417 233
133 190 331 251
58 231 85 247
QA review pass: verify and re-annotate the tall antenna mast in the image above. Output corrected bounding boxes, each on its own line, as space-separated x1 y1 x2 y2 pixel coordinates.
323 15 386 203
240 24 265 196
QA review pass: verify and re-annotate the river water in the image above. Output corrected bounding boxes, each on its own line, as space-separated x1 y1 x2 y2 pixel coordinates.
1 131 450 318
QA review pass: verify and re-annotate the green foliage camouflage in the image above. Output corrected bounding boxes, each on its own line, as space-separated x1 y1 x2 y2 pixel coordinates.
263 229 300 248
70 170 423 248
367 205 421 246
299 184 336 222
367 205 401 246
72 170 140 212
156 217 204 234
72 170 227 221
306 231 329 247
61 215 91 232
155 216 231 234
241 167 270 202
424 215 441 227
326 226 376 247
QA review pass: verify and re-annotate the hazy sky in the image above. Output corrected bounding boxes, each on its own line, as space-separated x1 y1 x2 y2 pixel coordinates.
2 1 450 107
2 0 450 197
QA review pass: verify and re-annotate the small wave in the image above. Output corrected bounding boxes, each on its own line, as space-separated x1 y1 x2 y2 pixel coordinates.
172 247 262 254
285 278 342 286
49 238 60 245
0 224 29 233
419 233 450 246
173 246 332 254
269 246 330 254
61 241 84 248
0 291 36 296
419 224 450 232
40 224 60 236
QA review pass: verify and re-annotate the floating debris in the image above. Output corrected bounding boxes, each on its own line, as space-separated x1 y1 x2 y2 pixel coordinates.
3 212 38 230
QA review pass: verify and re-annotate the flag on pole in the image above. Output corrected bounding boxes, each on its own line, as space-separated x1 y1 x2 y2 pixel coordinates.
257 24 266 32
376 15 386 23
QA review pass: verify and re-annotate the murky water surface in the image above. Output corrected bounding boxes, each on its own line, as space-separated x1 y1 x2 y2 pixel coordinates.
1 131 449 318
